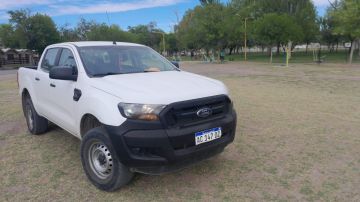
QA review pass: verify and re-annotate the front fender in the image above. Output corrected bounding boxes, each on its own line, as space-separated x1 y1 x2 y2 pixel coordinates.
76 87 126 135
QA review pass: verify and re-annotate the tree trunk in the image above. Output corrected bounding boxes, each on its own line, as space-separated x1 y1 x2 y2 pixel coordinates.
336 42 339 52
349 40 355 64
229 47 233 55
305 42 308 54
276 43 280 55
267 45 272 56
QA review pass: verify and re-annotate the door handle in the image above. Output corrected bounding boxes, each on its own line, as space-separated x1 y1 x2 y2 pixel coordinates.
50 83 56 88
35 77 40 81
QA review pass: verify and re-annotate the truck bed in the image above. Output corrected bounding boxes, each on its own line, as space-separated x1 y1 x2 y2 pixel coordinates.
22 66 37 70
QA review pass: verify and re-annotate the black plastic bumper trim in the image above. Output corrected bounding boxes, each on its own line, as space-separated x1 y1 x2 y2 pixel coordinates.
104 109 237 174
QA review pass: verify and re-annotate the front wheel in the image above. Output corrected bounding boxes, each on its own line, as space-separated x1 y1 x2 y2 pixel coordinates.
80 127 134 191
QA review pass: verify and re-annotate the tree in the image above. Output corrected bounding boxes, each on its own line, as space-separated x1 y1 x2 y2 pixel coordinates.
27 14 60 53
128 22 163 50
87 24 135 42
63 18 137 44
231 0 319 51
199 0 220 5
253 13 303 55
0 24 18 48
75 18 97 41
319 15 341 52
293 1 319 52
7 9 30 48
59 23 80 42
6 10 60 53
177 3 228 53
330 0 360 63
319 0 342 52
222 5 245 55
165 33 179 54
176 9 198 50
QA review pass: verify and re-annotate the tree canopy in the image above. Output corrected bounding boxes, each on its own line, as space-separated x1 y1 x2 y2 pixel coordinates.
330 0 360 63
4 10 60 53
253 13 303 48
0 0 358 61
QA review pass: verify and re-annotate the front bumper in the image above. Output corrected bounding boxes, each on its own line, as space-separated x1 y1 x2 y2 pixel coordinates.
104 110 237 175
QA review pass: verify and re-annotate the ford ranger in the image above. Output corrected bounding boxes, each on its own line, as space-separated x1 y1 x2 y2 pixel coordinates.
18 41 237 191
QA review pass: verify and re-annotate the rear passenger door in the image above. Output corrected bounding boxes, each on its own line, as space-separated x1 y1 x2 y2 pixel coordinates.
47 47 79 134
34 48 60 117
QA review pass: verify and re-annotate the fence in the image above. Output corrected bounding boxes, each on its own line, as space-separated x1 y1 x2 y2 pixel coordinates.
0 58 39 68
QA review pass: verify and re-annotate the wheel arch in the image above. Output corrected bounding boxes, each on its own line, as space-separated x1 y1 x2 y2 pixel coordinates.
80 113 102 138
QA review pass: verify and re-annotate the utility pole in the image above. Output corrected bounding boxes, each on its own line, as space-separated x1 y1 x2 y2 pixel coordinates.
244 17 248 61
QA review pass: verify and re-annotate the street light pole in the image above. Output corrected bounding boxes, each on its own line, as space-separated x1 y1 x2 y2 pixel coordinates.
162 32 166 55
151 31 166 55
236 14 251 61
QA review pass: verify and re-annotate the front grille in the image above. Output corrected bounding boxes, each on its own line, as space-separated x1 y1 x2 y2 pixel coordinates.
161 95 231 128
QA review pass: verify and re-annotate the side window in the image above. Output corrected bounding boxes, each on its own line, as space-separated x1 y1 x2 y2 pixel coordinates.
59 49 77 68
41 48 59 71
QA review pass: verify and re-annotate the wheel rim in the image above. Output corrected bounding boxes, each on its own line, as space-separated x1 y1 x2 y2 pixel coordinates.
88 141 113 179
26 104 34 131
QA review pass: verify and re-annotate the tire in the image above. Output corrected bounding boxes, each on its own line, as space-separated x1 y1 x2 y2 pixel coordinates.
22 94 48 135
80 127 134 191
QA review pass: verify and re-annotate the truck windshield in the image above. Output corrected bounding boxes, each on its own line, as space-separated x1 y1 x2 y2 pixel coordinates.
78 46 177 76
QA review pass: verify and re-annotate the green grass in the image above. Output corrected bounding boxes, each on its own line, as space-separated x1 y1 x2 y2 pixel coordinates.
1 62 360 201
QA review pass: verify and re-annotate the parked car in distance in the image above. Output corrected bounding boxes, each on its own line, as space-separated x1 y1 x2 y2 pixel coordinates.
17 41 237 191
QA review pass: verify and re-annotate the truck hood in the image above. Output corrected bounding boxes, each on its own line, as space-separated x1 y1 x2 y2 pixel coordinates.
90 71 228 104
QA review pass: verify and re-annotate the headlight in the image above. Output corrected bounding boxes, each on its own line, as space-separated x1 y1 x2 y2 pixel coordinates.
118 103 166 121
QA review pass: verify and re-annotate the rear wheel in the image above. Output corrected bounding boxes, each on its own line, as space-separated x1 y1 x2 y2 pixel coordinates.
81 127 134 191
22 94 48 134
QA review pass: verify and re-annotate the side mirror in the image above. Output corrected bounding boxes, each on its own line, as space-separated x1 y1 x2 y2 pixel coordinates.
171 61 180 68
49 66 77 81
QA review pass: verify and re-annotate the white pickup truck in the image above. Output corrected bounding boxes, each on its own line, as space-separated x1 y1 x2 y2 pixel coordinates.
18 41 237 191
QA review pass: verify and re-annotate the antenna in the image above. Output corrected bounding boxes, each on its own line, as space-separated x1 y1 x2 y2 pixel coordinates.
106 11 116 45
106 11 110 27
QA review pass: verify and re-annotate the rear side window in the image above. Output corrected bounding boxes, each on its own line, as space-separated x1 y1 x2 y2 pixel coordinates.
41 48 60 71
58 49 77 68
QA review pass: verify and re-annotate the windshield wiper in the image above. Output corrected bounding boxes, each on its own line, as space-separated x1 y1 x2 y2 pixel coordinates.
92 72 122 77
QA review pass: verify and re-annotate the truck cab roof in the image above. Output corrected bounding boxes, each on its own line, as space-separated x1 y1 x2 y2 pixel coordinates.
49 41 145 47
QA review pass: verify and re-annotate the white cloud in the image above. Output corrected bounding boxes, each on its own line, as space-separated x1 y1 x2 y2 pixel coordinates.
0 13 9 20
0 0 51 10
50 0 185 16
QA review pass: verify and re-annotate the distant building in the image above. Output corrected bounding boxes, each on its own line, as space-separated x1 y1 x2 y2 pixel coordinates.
0 48 38 67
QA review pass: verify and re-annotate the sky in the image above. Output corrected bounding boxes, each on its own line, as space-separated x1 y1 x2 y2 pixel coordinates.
0 0 331 33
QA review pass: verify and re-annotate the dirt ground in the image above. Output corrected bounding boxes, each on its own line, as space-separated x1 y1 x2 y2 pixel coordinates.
1 62 360 201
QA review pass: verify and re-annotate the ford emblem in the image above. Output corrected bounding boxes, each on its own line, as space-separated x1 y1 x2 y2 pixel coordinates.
196 107 212 118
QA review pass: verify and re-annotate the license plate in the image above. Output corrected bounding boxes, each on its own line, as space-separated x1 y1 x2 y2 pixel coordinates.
195 127 222 145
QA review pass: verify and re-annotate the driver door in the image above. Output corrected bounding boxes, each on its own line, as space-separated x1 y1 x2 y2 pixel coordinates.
47 48 79 134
